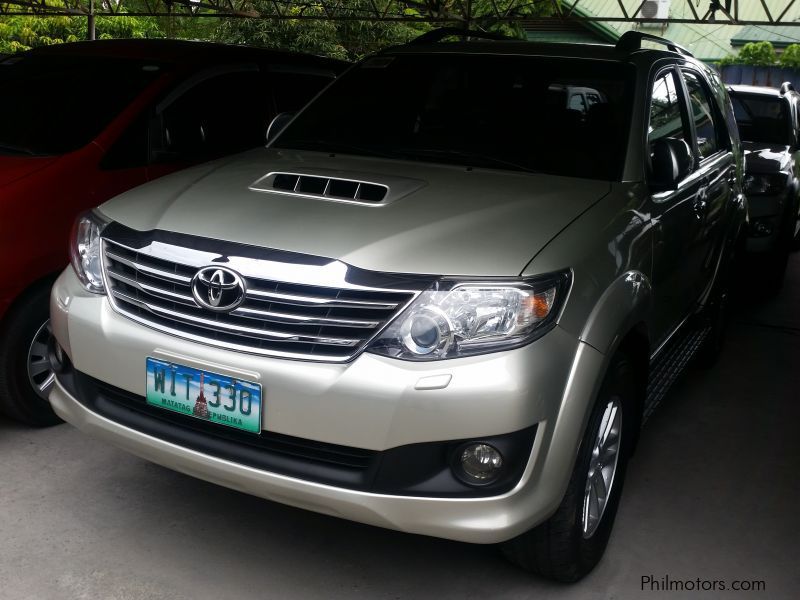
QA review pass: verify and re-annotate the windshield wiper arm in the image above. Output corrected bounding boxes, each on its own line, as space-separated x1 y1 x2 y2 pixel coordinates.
393 147 538 173
275 139 399 159
0 142 42 156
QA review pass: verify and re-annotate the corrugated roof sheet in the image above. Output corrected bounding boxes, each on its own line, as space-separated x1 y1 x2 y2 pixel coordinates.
731 25 800 47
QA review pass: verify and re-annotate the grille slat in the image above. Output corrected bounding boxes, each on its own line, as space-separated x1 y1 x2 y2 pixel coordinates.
102 238 416 361
246 286 400 310
106 268 197 306
232 305 380 329
106 249 192 284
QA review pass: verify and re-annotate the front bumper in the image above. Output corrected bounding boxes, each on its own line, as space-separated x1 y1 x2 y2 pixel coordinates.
49 268 607 543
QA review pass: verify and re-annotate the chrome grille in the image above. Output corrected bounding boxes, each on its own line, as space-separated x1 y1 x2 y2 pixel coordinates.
101 235 420 362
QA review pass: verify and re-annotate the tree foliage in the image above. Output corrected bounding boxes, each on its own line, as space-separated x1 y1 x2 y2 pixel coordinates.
779 43 800 69
1 0 553 59
213 2 429 61
0 13 162 54
719 41 778 66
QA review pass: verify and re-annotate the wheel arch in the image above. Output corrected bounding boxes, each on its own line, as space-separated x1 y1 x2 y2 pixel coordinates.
0 270 63 327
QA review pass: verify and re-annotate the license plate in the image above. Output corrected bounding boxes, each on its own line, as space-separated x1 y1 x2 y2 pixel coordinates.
145 357 262 434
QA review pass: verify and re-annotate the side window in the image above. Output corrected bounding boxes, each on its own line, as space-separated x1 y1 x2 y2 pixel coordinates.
681 71 723 160
272 73 334 114
648 70 690 148
157 70 272 161
568 92 586 113
101 113 149 170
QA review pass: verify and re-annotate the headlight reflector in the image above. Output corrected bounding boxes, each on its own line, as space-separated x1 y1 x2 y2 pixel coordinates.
368 271 570 361
69 211 108 294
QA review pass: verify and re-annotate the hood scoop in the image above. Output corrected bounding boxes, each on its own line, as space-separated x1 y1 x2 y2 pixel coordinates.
249 170 426 206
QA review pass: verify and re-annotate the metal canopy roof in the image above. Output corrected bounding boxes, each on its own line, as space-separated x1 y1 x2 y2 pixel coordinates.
1 1 800 26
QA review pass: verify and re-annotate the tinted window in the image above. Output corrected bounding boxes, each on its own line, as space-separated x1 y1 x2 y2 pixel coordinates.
275 55 635 181
101 113 149 170
683 71 722 159
157 70 271 160
649 70 689 147
273 72 334 113
568 93 586 112
730 92 792 145
0 55 163 156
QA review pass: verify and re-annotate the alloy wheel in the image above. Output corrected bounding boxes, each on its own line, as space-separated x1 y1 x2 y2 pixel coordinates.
26 319 55 400
581 398 622 538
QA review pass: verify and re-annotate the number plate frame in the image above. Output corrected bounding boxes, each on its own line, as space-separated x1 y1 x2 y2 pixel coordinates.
145 357 262 434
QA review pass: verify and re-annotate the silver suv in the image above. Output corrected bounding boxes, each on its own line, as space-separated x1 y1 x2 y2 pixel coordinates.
49 31 745 582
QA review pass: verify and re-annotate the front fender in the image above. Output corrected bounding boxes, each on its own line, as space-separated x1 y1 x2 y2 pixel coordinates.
578 270 653 356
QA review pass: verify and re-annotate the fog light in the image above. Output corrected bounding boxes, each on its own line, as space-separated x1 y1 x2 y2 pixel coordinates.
458 443 503 484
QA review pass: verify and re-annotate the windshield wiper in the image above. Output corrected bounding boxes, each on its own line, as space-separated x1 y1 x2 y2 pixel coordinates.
391 147 538 173
0 142 44 156
274 139 400 160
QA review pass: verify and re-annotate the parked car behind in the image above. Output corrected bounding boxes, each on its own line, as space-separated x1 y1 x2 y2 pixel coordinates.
727 83 800 289
0 40 346 426
49 31 745 581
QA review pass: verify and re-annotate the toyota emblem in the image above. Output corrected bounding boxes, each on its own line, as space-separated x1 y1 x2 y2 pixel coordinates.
191 266 246 312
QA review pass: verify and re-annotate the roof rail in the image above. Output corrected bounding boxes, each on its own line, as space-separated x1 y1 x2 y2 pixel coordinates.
780 81 795 95
615 31 694 58
409 27 512 45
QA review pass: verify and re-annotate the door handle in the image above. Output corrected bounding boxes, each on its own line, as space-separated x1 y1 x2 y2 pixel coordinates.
693 197 708 216
693 185 709 219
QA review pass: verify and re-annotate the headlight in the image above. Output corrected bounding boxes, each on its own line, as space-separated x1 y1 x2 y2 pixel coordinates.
367 271 570 361
69 211 108 294
744 173 787 195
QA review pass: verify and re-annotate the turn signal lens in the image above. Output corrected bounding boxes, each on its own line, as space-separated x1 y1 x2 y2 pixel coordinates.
69 211 108 294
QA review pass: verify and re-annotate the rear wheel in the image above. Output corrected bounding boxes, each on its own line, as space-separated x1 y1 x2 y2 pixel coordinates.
0 281 62 427
501 354 635 582
764 200 797 293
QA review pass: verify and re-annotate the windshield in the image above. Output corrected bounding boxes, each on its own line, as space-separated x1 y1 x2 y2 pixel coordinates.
274 54 635 181
0 55 165 156
731 93 792 145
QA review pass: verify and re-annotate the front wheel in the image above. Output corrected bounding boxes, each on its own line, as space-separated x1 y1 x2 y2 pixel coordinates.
0 281 63 427
501 354 636 582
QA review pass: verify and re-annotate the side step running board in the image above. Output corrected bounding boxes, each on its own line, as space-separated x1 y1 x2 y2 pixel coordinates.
643 325 710 424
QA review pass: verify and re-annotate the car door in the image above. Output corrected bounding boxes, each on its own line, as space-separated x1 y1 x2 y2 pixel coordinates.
647 66 708 347
679 68 735 305
94 112 151 200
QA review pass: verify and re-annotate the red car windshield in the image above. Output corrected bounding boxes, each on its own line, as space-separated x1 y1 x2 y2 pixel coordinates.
0 54 166 156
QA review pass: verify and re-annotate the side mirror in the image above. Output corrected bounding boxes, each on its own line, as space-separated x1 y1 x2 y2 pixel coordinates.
650 137 693 191
267 112 295 142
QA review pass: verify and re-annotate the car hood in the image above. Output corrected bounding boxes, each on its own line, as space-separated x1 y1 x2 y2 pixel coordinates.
99 148 611 276
0 155 57 188
742 141 791 173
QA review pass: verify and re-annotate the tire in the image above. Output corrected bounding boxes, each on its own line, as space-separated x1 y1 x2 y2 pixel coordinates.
0 280 63 427
764 199 797 293
501 354 636 582
763 245 790 294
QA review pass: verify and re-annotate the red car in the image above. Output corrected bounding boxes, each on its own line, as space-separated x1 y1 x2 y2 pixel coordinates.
0 40 346 426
